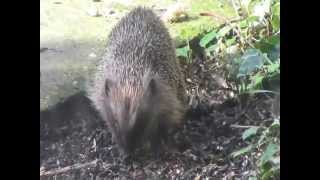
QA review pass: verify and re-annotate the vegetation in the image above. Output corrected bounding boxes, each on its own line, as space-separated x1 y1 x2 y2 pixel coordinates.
177 0 280 179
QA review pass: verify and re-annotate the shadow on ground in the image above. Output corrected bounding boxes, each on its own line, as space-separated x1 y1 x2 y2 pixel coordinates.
40 39 105 111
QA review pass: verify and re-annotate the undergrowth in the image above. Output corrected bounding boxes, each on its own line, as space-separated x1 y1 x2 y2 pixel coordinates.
176 0 280 179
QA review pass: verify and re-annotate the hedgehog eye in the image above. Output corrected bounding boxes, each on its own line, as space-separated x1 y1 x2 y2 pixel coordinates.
104 79 113 96
104 82 110 96
148 78 157 95
124 97 131 115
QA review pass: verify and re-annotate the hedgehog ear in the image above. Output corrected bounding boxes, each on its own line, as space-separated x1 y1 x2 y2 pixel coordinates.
104 79 114 96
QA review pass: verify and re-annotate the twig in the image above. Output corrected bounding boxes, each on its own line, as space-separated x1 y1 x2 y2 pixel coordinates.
199 12 229 22
188 93 194 106
230 124 259 129
231 0 247 18
199 12 244 26
40 159 98 177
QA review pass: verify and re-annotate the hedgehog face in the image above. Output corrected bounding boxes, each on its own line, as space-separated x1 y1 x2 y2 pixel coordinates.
102 78 159 154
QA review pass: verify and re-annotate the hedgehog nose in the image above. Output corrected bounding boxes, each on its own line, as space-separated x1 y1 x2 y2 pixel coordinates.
120 134 126 147
119 135 129 150
121 135 135 153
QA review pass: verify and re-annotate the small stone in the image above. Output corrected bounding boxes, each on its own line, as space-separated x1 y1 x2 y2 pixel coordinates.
40 47 48 53
161 2 189 23
87 6 100 17
72 81 78 86
226 45 239 55
194 175 201 180
89 52 97 58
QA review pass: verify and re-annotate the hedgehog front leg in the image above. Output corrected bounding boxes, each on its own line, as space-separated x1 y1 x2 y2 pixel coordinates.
149 124 163 158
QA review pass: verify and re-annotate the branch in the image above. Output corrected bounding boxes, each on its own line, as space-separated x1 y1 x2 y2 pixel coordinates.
230 124 259 129
40 159 98 177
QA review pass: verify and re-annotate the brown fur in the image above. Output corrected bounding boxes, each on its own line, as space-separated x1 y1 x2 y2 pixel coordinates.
88 7 187 155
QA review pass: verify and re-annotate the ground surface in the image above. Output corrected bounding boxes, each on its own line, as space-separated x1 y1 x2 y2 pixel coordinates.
40 56 278 179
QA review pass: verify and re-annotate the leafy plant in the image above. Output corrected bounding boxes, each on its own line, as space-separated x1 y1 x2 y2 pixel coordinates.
176 42 192 64
196 0 280 93
237 49 266 78
199 30 218 48
196 1 280 179
231 144 253 157
232 118 280 179
242 126 260 140
176 1 280 177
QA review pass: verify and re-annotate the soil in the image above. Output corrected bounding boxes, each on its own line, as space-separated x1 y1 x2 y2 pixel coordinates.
40 55 278 180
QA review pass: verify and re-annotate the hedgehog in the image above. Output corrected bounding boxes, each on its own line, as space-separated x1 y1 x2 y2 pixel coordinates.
88 7 187 155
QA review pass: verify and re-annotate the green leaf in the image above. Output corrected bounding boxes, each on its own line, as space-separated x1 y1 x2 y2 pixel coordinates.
255 35 280 54
237 49 266 77
199 31 217 47
252 73 264 83
246 16 260 24
271 119 280 128
271 2 280 32
266 62 280 73
248 177 257 180
271 156 280 166
268 35 280 46
242 126 259 140
269 119 280 135
176 46 190 58
226 37 237 46
260 143 280 165
217 25 232 37
247 73 264 90
272 2 280 17
261 168 274 180
271 15 280 32
239 20 248 28
258 130 267 146
231 145 253 157
207 44 218 52
268 43 280 62
260 158 280 180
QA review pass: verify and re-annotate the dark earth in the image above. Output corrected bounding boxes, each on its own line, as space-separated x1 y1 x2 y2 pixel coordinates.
40 51 279 179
